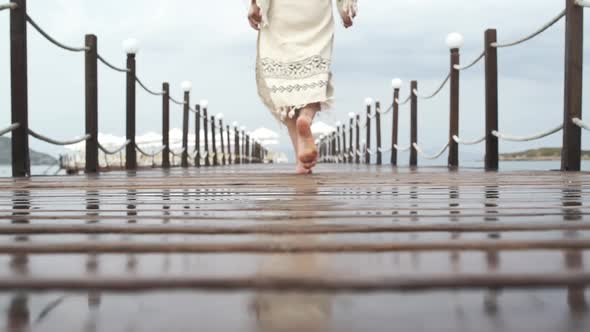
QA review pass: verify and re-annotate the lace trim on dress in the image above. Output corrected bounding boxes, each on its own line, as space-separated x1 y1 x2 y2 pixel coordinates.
270 80 329 94
260 55 331 80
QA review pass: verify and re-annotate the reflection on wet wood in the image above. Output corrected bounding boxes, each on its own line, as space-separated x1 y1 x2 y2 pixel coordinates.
0 164 589 330
0 238 590 254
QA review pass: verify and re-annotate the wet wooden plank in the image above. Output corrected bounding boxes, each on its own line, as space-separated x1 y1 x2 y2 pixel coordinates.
0 164 589 330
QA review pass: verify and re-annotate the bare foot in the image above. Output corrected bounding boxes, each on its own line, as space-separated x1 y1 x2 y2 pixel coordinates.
295 163 311 175
296 115 318 170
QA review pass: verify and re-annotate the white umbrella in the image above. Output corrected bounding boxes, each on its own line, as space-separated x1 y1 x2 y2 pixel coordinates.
311 121 335 139
250 127 280 146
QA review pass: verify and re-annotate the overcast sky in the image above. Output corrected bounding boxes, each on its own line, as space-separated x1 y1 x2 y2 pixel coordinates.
1 0 590 163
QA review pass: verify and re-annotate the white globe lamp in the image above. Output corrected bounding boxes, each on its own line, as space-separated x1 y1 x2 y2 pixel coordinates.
446 32 464 49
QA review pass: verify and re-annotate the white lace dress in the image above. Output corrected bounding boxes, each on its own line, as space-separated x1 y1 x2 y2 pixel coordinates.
255 0 357 123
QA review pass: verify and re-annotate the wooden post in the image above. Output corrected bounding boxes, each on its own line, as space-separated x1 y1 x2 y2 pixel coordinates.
181 92 189 168
241 130 246 164
326 135 331 163
84 34 98 174
10 0 30 177
485 29 499 171
332 133 337 162
328 134 332 163
376 101 382 165
226 125 231 165
337 126 341 163
410 80 418 167
234 127 240 164
211 116 218 166
219 119 225 166
355 114 360 164
349 118 354 163
342 125 347 164
203 108 210 166
449 48 460 169
125 52 137 170
194 105 201 167
562 0 584 171
255 142 261 163
245 135 251 164
391 88 400 166
365 103 372 164
162 83 171 168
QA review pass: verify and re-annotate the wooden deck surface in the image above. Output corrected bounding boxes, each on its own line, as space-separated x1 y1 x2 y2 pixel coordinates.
0 164 589 331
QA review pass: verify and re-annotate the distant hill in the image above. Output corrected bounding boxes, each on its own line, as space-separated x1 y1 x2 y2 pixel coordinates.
500 147 590 161
0 137 58 165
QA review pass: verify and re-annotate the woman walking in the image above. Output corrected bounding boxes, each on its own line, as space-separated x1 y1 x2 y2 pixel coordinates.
248 0 357 174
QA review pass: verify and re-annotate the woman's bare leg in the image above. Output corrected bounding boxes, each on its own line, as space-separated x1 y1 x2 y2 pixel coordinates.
285 116 310 174
296 103 320 170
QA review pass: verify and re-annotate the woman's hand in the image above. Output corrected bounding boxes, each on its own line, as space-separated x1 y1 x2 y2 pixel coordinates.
341 13 354 29
339 2 357 29
248 1 262 31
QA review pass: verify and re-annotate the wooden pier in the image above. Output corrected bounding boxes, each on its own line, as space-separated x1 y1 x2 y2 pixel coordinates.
0 164 589 330
2 0 590 329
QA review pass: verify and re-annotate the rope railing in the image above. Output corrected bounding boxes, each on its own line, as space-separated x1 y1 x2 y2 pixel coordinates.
98 140 131 155
413 142 450 160
491 9 566 48
453 135 486 145
0 123 19 137
170 148 186 157
97 54 129 73
169 96 184 106
3 3 269 175
573 117 590 131
315 4 588 171
28 129 90 146
394 144 411 152
413 72 450 100
492 124 563 142
188 106 201 115
25 14 88 52
136 77 164 96
454 50 485 71
0 2 16 11
135 144 166 158
378 147 393 153
376 104 394 115
395 94 411 105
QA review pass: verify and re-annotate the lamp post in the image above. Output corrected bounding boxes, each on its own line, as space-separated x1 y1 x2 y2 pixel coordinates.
446 32 463 169
180 81 192 168
123 38 139 170
217 113 225 165
391 78 402 166
364 97 373 165
336 121 342 163
233 122 240 164
240 126 246 164
348 112 355 163
201 100 210 166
